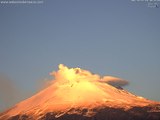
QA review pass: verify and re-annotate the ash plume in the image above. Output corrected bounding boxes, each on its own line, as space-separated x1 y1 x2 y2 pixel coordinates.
100 76 129 87
0 75 17 111
49 64 129 89
0 75 33 112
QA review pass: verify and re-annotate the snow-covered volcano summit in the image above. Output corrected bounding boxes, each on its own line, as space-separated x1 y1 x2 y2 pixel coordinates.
0 64 160 120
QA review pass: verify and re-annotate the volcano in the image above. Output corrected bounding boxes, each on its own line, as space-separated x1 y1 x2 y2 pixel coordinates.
0 64 160 120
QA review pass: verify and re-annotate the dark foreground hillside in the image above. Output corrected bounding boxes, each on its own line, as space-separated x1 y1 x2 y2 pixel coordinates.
5 104 160 120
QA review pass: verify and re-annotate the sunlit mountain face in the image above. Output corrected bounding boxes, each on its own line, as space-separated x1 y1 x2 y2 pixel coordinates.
0 64 160 120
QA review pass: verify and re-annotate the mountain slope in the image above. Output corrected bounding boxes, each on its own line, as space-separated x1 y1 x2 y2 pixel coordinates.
0 64 160 120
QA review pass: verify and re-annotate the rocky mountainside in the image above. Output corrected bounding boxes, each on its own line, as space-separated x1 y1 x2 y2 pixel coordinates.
0 64 160 120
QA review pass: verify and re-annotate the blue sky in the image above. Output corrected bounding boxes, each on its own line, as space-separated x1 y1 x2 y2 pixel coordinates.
0 0 160 110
